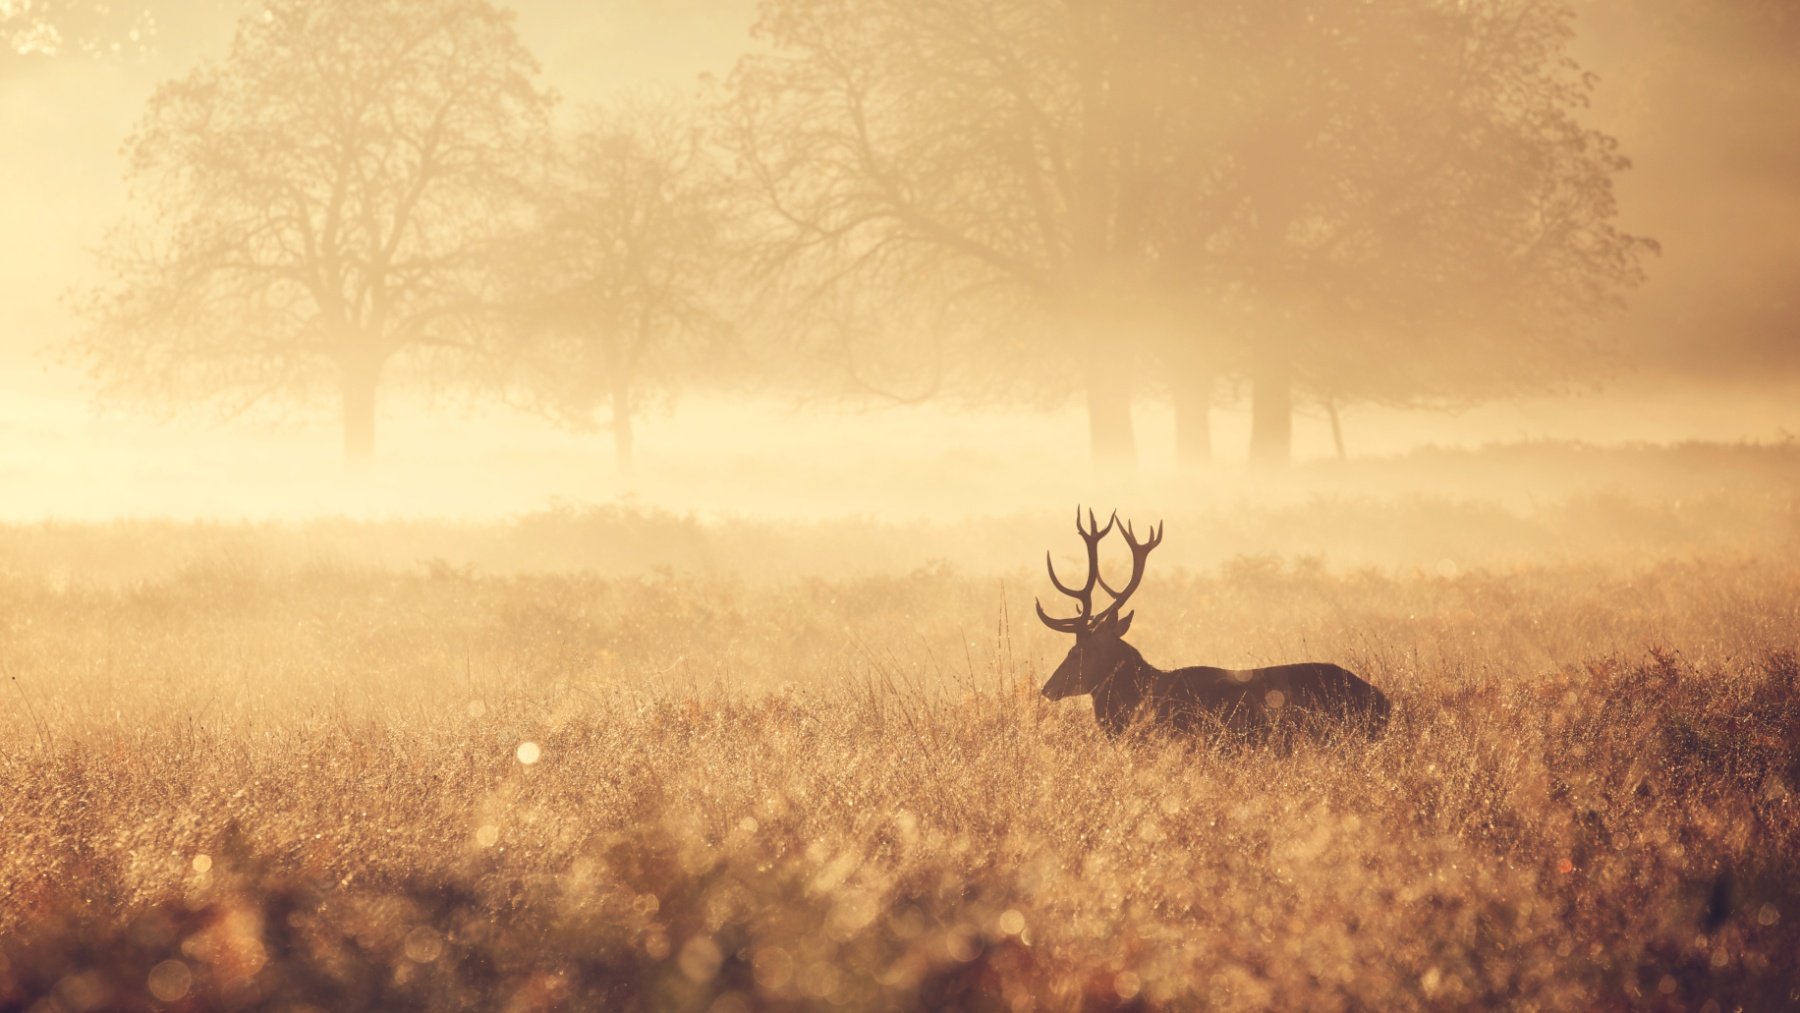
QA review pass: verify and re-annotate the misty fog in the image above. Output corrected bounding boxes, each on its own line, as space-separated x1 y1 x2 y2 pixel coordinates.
2 0 1798 526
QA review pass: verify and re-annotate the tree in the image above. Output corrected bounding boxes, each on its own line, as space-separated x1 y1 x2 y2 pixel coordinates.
502 102 731 478
75 0 552 466
1152 0 1654 467
726 0 1651 471
723 0 1195 473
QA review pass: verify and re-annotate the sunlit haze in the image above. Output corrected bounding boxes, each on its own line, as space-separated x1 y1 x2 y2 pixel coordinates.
5 3 1800 1010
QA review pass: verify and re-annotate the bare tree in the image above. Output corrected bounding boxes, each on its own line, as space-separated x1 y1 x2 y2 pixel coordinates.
73 0 552 467
723 0 1196 474
502 101 730 478
722 0 1650 471
1153 0 1654 467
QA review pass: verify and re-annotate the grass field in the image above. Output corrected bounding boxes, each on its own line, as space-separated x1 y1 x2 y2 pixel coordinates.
3 457 1799 1010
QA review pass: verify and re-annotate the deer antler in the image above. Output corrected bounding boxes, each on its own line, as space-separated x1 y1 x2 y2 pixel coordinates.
1036 507 1121 633
1093 518 1163 625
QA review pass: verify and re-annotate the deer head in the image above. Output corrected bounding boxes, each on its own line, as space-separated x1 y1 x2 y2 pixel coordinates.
1037 508 1163 700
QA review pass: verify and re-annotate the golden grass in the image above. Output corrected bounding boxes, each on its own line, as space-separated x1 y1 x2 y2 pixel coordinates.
2 500 1798 1010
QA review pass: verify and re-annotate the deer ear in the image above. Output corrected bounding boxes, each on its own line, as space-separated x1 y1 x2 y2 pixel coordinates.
1114 611 1134 636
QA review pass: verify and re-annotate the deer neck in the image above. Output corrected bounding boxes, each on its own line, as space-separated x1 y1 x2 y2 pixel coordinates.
1092 643 1153 735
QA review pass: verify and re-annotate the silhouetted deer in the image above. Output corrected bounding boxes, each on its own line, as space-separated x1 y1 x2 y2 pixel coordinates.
1037 509 1389 739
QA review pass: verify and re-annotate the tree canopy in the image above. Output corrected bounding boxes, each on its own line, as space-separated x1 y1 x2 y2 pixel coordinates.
1156 1 1655 463
502 101 732 476
726 0 1654 469
725 0 1202 470
76 0 553 464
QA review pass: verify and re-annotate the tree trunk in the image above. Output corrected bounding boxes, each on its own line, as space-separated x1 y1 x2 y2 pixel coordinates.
342 363 381 470
1173 369 1213 472
1085 371 1136 475
1326 397 1346 461
1249 353 1292 468
611 376 635 480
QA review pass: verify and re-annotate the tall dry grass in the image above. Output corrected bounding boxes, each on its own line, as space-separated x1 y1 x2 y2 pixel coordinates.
2 491 1798 1009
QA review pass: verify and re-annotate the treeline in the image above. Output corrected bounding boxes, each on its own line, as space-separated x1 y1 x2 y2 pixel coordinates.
5 439 1798 582
51 0 1778 472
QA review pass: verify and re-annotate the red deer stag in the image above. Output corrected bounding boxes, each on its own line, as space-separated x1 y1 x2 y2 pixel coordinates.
1037 509 1389 739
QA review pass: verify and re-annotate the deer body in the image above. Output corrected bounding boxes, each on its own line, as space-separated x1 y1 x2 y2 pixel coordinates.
1036 510 1389 739
1046 642 1388 738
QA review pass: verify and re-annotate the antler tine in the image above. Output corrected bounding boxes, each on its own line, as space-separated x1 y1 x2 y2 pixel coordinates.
1044 551 1083 599
1083 507 1117 541
1034 597 1086 633
1038 505 1114 631
1077 507 1116 603
1095 516 1163 622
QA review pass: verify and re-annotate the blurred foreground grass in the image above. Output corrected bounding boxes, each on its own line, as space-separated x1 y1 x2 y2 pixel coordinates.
2 484 1798 1009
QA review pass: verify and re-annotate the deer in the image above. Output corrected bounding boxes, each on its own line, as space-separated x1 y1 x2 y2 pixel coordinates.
1036 509 1389 739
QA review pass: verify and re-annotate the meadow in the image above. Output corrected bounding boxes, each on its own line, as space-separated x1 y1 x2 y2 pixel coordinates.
2 448 1799 1010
